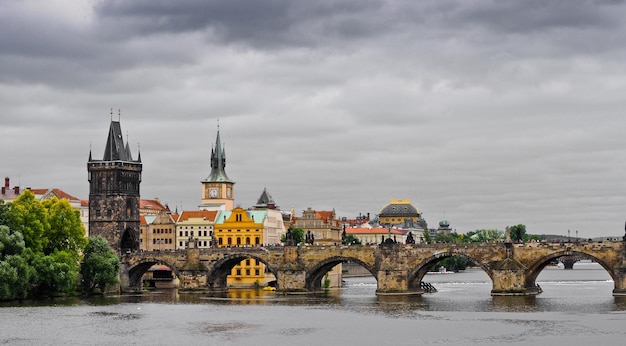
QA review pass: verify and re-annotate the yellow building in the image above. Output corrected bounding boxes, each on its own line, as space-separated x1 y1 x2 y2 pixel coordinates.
214 207 271 287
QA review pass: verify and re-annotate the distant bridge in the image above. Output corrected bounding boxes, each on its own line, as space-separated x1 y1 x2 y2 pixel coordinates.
120 240 626 296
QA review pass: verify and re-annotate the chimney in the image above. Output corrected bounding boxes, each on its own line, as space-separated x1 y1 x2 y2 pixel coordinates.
4 177 8 188
13 186 19 194
1 186 4 195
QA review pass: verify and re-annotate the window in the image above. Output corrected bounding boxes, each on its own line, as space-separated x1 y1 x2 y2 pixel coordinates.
255 269 260 276
236 269 241 276
246 269 250 276
246 259 250 266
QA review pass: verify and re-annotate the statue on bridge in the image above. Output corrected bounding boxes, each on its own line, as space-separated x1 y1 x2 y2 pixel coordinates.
406 232 415 244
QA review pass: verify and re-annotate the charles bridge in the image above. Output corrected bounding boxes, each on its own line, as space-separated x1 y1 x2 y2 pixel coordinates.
120 240 626 296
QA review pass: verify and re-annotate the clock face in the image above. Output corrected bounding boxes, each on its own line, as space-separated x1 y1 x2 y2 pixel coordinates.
209 188 218 198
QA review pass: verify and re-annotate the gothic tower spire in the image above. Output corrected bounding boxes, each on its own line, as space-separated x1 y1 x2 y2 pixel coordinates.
200 125 235 211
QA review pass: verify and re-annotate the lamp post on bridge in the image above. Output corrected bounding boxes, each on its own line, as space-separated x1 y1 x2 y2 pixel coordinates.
568 229 571 243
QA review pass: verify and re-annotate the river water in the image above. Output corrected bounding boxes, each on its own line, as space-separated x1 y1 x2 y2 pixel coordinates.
2 262 626 345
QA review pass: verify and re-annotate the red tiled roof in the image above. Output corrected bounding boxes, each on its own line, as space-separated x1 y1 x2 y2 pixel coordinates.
139 215 147 225
177 210 218 222
140 199 169 211
29 188 81 201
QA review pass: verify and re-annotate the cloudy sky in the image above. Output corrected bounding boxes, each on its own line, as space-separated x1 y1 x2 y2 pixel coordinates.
2 0 626 238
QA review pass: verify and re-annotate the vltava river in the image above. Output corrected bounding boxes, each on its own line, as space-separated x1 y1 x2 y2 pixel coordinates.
2 262 626 345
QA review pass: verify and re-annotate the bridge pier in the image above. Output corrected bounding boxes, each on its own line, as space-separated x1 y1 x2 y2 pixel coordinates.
275 270 307 293
376 269 421 295
612 265 626 296
490 258 540 296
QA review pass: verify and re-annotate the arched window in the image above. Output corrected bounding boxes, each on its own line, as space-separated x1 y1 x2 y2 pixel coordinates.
255 237 260 245
236 238 241 246
246 237 250 245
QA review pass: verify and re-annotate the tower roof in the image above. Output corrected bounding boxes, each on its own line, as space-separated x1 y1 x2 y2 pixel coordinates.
102 120 139 162
254 188 277 209
204 128 232 183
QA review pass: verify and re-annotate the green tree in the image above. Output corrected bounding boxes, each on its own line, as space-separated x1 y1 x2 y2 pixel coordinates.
81 236 120 294
467 229 504 242
281 226 305 245
0 200 10 227
0 225 25 259
509 224 527 242
8 190 49 252
434 256 474 272
342 234 362 245
0 250 37 300
32 252 74 297
422 230 432 243
435 232 459 243
42 197 87 260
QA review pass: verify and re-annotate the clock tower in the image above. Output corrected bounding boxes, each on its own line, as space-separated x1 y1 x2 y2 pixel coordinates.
200 126 235 210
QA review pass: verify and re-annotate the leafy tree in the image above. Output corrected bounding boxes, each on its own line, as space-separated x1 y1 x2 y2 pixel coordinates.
435 232 460 243
342 234 362 245
422 230 432 244
0 225 25 259
0 243 37 300
281 226 305 245
42 197 87 260
81 236 120 294
466 229 504 242
0 200 10 227
509 224 527 242
434 256 475 272
8 190 49 252
32 253 74 297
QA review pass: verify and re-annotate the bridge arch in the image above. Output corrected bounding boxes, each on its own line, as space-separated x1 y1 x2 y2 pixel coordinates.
306 256 376 291
127 257 181 290
206 253 278 291
408 251 492 291
524 250 616 289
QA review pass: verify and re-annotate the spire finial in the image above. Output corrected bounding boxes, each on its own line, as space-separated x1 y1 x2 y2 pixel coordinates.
118 109 121 122
217 118 220 131
110 108 113 120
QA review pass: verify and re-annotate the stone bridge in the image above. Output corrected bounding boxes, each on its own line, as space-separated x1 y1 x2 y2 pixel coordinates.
120 240 626 296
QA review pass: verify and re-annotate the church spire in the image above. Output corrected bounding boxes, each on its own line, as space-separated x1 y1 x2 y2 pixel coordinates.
204 126 232 182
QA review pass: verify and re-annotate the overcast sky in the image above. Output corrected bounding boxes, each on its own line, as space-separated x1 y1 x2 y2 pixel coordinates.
2 0 626 238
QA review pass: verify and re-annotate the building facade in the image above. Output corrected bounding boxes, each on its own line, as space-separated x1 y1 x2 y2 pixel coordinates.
214 207 269 287
139 211 176 251
175 210 217 249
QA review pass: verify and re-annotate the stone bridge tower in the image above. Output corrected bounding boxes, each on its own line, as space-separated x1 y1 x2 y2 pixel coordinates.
88 116 142 254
